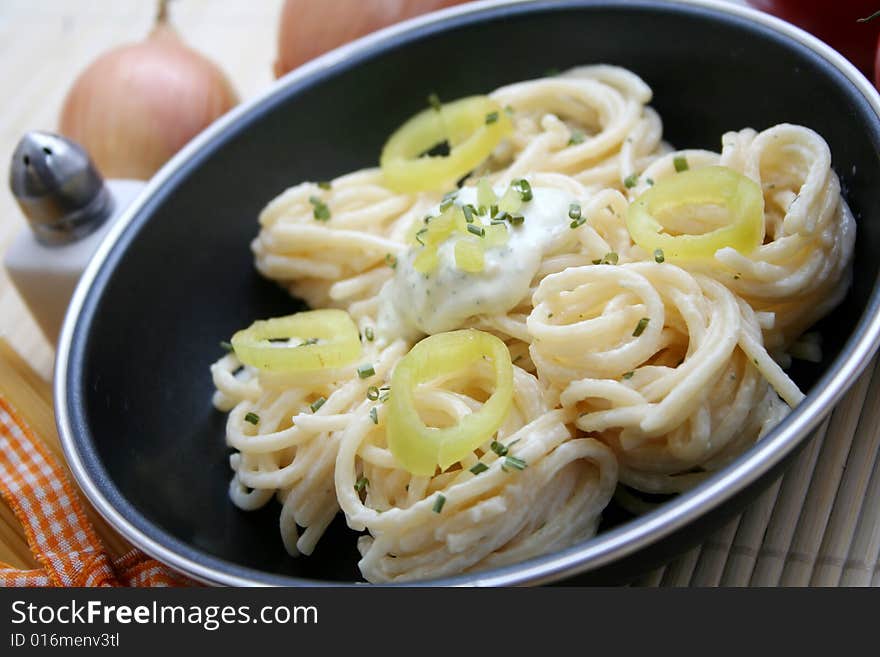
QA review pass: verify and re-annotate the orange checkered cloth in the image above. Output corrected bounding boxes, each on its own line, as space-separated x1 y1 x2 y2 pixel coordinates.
0 394 190 587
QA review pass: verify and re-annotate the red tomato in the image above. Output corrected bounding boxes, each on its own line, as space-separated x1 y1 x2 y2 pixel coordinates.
747 1 880 78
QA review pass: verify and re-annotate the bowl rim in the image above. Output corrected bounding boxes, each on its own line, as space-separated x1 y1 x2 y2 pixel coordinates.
54 0 880 587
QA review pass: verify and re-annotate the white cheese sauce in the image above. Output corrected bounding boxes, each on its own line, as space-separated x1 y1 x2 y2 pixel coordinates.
377 184 577 342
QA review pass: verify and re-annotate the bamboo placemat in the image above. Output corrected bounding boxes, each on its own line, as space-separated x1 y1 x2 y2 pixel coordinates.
1 0 878 586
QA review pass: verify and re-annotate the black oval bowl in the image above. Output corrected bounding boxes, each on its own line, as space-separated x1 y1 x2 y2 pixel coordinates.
56 0 880 586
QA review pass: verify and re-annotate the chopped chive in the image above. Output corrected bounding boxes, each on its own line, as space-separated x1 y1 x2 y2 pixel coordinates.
490 204 499 217
654 248 665 263
317 181 332 190
490 440 509 457
428 92 442 111
433 494 446 513
633 317 650 337
568 130 586 146
623 173 638 189
308 196 331 221
568 202 584 228
244 412 259 425
592 259 602 265
442 189 458 201
502 456 527 471
220 340 234 353
513 178 533 202
357 364 375 379
299 337 319 347
462 204 476 223
354 476 369 494
467 223 485 237
415 227 428 245
385 253 397 269
673 155 689 172
508 214 524 226
379 391 391 403
310 397 326 413
622 371 634 380
365 327 374 342
504 105 514 116
369 407 378 424
490 219 507 226
602 252 619 265
439 198 455 212
485 111 499 124
367 386 380 401
646 178 655 186
470 462 489 475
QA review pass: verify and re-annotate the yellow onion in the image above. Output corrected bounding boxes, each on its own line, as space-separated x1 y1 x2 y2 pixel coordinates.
59 0 238 180
274 0 471 78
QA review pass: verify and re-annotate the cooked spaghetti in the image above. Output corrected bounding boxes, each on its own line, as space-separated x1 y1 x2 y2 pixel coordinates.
211 65 854 583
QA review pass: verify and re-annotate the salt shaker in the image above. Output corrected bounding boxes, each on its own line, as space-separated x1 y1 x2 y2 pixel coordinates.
4 131 145 343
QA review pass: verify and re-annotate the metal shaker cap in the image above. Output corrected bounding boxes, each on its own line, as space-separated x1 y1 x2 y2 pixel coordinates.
9 131 113 246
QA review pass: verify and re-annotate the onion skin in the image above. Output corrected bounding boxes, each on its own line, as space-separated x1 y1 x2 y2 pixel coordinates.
59 22 238 180
274 0 470 78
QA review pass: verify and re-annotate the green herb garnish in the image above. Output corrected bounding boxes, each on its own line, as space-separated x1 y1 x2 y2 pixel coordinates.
433 494 446 513
310 397 326 413
490 440 508 457
485 111 499 124
470 462 489 475
623 173 638 189
654 248 665 263
357 364 375 379
309 196 331 221
502 456 527 471
513 178 533 202
673 155 689 172
244 412 259 425
633 317 650 337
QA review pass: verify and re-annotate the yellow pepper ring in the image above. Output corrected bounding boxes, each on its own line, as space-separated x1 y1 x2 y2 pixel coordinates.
625 166 765 260
380 96 512 193
231 309 362 372
387 329 514 476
